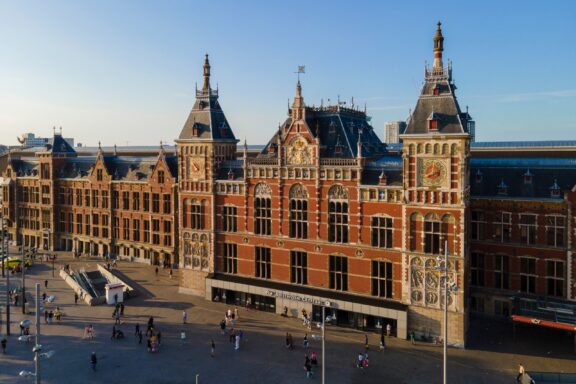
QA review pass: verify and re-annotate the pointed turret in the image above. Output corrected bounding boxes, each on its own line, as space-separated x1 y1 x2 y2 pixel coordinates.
291 81 305 120
202 54 211 92
433 22 444 71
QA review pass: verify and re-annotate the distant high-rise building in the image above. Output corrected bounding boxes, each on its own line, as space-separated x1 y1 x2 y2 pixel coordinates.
17 132 75 148
385 121 406 144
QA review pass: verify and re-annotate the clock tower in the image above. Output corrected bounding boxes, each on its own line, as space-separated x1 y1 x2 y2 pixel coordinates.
400 22 473 346
176 55 238 296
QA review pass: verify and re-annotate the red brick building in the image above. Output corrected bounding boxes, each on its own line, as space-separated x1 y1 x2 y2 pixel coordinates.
1 23 574 346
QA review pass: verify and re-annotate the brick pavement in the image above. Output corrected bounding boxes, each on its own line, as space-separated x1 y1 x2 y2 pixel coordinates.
0 253 574 384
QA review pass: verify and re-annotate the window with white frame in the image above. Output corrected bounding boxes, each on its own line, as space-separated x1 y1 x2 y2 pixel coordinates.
371 216 393 248
494 254 510 290
519 214 537 245
520 257 537 294
470 252 485 286
546 260 564 297
371 260 393 298
471 211 485 240
546 215 565 247
493 212 512 242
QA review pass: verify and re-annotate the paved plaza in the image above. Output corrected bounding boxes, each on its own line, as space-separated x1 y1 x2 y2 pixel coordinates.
1 253 574 384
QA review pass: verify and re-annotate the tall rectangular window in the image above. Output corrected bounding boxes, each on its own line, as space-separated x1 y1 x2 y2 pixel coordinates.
123 218 130 240
133 219 140 242
102 215 109 238
122 191 129 210
255 246 271 279
92 214 99 237
144 220 150 242
152 219 160 245
163 221 172 246
290 251 308 285
254 197 272 235
76 189 82 206
222 206 238 232
152 193 160 213
92 190 99 208
76 214 83 234
328 202 348 243
494 255 510 289
97 169 103 181
470 252 485 286
113 217 120 239
84 189 90 207
520 257 537 294
163 194 171 214
289 198 308 239
102 191 109 209
371 261 393 298
546 216 565 247
157 170 165 184
519 214 537 245
190 202 204 229
223 243 237 274
143 193 150 212
85 214 90 234
424 220 442 254
132 192 140 211
546 260 564 297
371 216 393 248
112 191 119 209
494 212 512 243
471 211 485 240
329 255 348 291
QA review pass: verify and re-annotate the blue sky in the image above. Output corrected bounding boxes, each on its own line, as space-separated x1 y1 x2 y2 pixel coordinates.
1 0 575 146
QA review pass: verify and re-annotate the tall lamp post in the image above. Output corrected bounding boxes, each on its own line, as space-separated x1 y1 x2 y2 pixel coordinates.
4 218 10 336
21 245 26 314
437 240 458 384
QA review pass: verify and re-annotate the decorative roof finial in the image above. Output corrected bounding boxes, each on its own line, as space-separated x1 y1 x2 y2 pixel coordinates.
433 21 444 70
202 54 211 92
98 141 102 153
113 144 118 156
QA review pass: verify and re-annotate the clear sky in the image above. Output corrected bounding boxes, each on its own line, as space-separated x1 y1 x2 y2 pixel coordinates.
1 0 575 146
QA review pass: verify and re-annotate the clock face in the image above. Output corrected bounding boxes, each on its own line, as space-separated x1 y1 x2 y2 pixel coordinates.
188 157 205 180
419 158 448 187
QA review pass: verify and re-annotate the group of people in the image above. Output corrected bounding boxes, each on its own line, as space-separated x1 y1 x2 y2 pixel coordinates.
43 307 63 323
303 351 318 378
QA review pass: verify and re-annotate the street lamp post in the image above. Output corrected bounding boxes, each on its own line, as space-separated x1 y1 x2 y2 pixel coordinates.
22 246 26 314
5 218 10 336
35 282 41 384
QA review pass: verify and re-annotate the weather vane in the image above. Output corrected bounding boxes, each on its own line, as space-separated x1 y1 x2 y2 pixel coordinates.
295 65 305 81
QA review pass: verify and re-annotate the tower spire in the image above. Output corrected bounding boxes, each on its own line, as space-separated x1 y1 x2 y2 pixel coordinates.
202 54 211 92
433 21 444 70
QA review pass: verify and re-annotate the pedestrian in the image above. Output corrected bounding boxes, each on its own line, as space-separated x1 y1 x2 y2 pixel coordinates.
90 352 97 371
169 269 173 279
42 292 47 302
113 293 118 305
120 303 125 316
229 328 236 343
410 331 415 345
48 310 54 324
379 333 386 351
516 363 526 382
357 352 364 369
310 351 318 367
14 293 19 306
211 339 215 357
386 323 392 337
20 323 25 336
135 323 140 337
111 325 116 339
180 330 186 346
182 311 187 324
115 311 121 325
1 336 7 353
303 333 309 350
304 355 313 378
364 334 369 352
220 319 226 334
138 330 143 344
74 292 79 305
44 280 48 288
288 333 294 350
155 267 159 276
55 307 62 321
157 331 162 345
286 332 291 349
234 307 239 320
235 333 240 350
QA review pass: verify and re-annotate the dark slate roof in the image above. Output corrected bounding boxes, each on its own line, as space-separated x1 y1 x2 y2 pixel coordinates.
404 67 469 136
470 158 576 199
179 91 236 141
46 134 76 154
217 160 244 181
259 105 387 159
362 155 403 186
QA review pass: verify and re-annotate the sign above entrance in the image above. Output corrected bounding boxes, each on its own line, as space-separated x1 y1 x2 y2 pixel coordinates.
267 290 331 307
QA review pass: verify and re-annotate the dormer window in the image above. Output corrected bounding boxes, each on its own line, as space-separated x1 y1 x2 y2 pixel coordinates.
550 179 561 198
523 169 533 184
158 170 165 184
497 179 508 196
433 85 440 95
335 145 342 154
329 121 336 134
192 125 199 137
97 169 103 181
428 119 438 130
227 169 234 180
474 169 483 183
268 144 276 154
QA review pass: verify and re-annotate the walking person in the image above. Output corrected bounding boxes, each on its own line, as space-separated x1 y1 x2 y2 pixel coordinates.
220 319 226 334
304 354 313 378
516 363 525 382
138 330 143 344
211 339 215 357
235 333 240 350
74 292 79 305
44 279 48 289
155 267 159 277
135 323 140 337
303 333 309 350
90 352 97 371
180 330 186 346
182 311 187 324
169 269 173 279
157 331 162 345
386 323 392 337
48 310 54 324
379 333 386 351
120 303 125 316
1 336 7 354
115 311 121 325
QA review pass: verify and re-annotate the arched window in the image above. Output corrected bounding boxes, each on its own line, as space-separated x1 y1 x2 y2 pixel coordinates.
289 184 308 239
254 183 272 235
328 185 348 243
